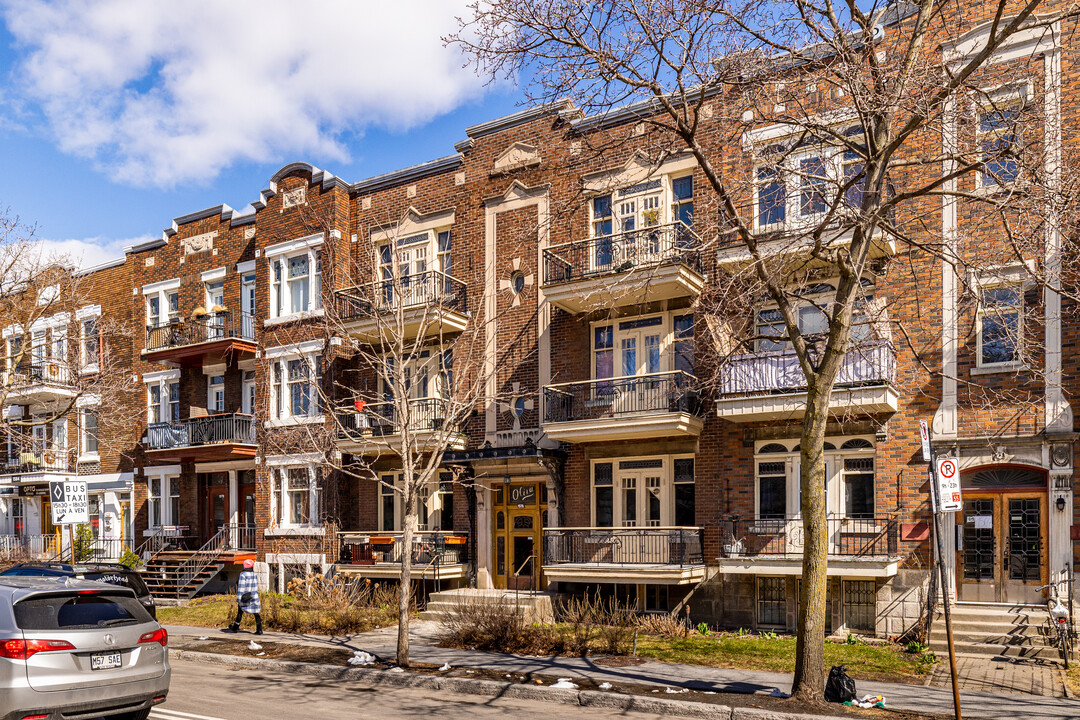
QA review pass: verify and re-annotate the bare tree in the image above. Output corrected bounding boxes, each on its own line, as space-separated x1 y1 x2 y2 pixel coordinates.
264 205 509 667
449 0 1074 699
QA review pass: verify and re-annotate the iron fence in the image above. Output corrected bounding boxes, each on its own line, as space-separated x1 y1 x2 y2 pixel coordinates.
542 222 700 286
334 271 467 322
0 452 75 475
145 413 256 450
543 527 703 566
543 371 699 424
145 312 256 352
337 530 469 566
336 398 456 439
718 515 899 557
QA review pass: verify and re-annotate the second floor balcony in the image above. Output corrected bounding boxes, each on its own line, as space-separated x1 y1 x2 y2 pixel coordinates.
143 311 257 366
542 527 706 584
542 222 705 314
0 450 74 482
6 364 76 404
333 271 468 342
143 412 257 463
336 397 467 456
542 370 703 443
715 341 898 422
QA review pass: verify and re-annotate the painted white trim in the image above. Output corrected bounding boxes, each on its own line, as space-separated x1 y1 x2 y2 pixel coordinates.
29 313 71 331
75 305 101 321
236 260 256 274
202 363 227 376
75 394 101 408
264 233 324 258
263 308 325 326
141 278 181 295
144 465 182 477
194 459 255 473
142 369 181 384
263 339 324 359
264 453 323 466
201 267 227 282
581 151 698 193
370 207 455 244
2 324 22 338
740 109 860 151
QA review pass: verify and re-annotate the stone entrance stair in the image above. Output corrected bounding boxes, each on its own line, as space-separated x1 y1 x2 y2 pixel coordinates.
929 602 1066 664
419 588 555 624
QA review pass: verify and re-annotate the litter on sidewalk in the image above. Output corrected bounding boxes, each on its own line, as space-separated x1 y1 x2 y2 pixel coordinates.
845 694 886 709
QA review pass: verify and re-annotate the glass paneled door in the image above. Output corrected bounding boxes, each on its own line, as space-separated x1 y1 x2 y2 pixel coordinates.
491 481 544 590
956 492 1046 604
615 317 663 414
199 473 230 545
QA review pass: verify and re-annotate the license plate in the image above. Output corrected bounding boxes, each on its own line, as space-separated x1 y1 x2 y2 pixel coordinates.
91 651 121 670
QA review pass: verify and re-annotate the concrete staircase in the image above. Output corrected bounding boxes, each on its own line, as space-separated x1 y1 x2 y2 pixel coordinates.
928 602 1065 664
419 588 555 624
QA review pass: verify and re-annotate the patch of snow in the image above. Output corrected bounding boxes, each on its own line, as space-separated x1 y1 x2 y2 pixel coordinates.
390 667 404 673
438 662 452 672
247 641 262 650
664 687 689 694
256 652 265 656
769 688 790 698
348 651 376 666
551 678 578 690
598 682 613 691
198 636 209 641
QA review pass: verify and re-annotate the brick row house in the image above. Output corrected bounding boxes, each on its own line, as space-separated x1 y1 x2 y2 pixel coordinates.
0 4 1076 637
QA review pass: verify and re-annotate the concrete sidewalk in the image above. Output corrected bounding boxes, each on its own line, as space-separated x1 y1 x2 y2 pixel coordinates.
164 621 1080 720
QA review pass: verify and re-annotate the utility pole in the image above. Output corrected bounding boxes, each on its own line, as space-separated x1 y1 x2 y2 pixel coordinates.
921 419 962 720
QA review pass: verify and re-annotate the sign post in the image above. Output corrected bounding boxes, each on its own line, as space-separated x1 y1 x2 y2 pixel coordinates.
921 420 962 720
49 480 89 562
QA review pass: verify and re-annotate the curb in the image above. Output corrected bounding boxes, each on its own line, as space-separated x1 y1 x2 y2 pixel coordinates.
171 648 855 720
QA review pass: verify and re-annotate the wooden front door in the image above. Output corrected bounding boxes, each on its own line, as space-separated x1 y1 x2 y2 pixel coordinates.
492 481 545 590
237 470 256 550
956 491 1047 604
199 473 229 545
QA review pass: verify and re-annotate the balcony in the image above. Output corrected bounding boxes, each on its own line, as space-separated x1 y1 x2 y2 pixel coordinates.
336 530 470 580
715 223 896 269
334 271 468 342
6 365 76 404
715 341 898 422
542 527 706 584
143 412 257 463
542 371 703 443
0 452 74 482
716 515 900 577
143 312 257 367
336 398 466 456
542 223 705 314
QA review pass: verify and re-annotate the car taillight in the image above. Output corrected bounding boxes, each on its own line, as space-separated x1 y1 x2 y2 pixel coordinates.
138 628 167 647
0 639 76 660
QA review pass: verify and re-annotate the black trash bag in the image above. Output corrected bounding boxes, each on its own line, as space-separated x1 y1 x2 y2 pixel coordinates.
824 665 857 703
240 592 253 604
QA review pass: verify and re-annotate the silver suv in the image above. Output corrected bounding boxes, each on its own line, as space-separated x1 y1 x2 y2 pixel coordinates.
0 576 170 720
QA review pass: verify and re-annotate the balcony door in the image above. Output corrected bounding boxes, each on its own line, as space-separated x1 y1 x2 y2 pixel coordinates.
198 473 229 545
237 471 256 550
615 317 662 414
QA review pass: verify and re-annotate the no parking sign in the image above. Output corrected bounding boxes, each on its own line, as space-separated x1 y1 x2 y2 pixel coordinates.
934 457 962 513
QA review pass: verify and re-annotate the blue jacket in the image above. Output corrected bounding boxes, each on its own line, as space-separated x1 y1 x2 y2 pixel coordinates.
236 569 261 613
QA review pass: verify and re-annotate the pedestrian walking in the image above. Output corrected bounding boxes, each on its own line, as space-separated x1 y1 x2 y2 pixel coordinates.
223 558 262 635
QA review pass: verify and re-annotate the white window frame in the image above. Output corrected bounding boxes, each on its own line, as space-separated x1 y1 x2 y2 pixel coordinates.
267 459 320 529
589 454 693 527
141 278 180 329
752 436 876 520
265 234 324 322
144 370 181 425
146 468 181 530
975 280 1025 370
264 341 324 426
375 472 450 532
590 310 692 381
973 84 1030 191
207 374 225 413
75 305 101 374
241 369 256 415
79 407 99 460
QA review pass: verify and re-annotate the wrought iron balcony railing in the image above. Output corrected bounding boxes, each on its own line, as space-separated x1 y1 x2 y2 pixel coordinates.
719 341 896 396
543 371 700 424
717 515 899 558
542 222 701 286
543 527 703 566
145 312 256 352
334 271 467 322
144 413 256 450
336 398 457 439
10 363 72 387
337 530 469 566
0 451 74 475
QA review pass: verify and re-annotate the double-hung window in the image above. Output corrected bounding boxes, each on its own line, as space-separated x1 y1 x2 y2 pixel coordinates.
266 343 323 424
148 475 179 528
208 375 225 413
591 455 694 527
80 409 98 456
271 464 319 528
242 370 256 414
144 283 179 329
978 284 1023 367
146 373 180 424
266 235 324 320
978 105 1022 188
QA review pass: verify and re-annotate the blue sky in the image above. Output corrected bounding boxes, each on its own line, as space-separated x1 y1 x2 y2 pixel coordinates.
0 1 523 268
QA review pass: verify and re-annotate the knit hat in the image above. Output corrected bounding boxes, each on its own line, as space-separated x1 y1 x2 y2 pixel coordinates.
243 559 254 569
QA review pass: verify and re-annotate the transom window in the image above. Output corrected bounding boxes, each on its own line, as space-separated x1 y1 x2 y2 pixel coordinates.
753 437 875 519
588 174 694 271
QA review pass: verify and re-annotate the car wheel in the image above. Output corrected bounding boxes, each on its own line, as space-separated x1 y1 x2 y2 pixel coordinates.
110 709 151 720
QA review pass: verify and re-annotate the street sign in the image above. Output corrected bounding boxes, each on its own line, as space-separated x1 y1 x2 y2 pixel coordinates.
49 480 89 525
919 420 932 462
934 457 962 513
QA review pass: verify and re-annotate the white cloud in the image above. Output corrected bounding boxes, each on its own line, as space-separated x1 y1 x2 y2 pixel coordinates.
1 0 487 187
38 235 148 270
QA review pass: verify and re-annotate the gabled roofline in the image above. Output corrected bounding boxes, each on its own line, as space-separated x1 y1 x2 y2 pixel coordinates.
463 100 578 140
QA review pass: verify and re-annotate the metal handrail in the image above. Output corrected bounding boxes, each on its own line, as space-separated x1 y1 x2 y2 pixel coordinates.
145 311 256 352
543 371 700 423
132 526 171 564
720 340 896 395
170 524 233 598
333 270 468 321
542 221 701 286
51 537 131 564
10 363 73 387
144 413 256 450
718 515 899 557
336 398 458 439
336 530 468 566
543 527 703 567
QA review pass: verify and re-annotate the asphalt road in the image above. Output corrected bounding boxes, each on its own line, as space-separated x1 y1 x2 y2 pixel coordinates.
155 656 672 720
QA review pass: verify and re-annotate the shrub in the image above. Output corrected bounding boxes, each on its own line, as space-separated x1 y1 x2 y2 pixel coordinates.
440 597 530 652
696 622 711 636
118 550 144 570
637 613 690 639
259 575 401 635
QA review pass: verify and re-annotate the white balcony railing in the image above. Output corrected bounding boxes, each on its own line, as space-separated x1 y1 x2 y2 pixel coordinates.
720 341 895 395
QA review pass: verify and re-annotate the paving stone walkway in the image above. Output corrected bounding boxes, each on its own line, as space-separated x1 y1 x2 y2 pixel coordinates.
929 654 1067 698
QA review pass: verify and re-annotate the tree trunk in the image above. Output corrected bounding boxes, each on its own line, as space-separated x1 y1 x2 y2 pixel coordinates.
791 385 830 702
397 497 417 667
